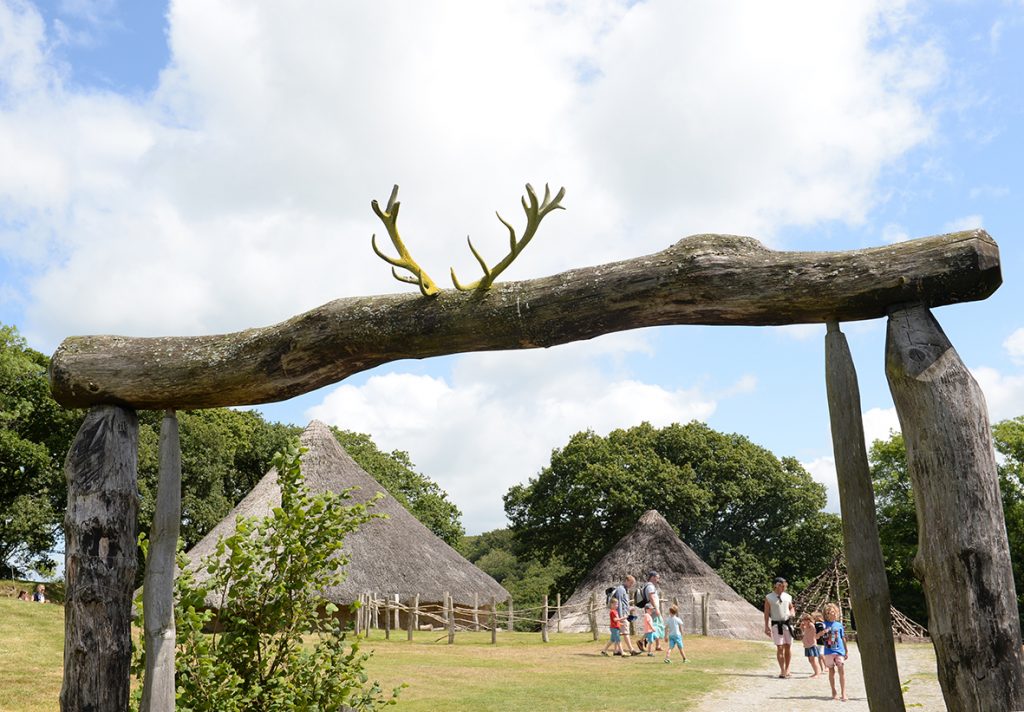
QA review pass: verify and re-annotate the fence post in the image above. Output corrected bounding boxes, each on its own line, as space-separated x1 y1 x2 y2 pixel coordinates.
474 592 480 632
491 596 497 645
702 592 710 636
589 592 599 641
556 593 562 633
413 594 420 633
371 591 378 631
407 595 414 641
393 593 400 631
384 596 391 640
447 592 456 645
542 595 549 643
508 597 514 632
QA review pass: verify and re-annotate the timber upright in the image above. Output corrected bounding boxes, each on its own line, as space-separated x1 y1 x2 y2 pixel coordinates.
48 183 1021 712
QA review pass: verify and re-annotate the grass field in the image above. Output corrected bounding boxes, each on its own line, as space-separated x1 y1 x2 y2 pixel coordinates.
0 587 766 712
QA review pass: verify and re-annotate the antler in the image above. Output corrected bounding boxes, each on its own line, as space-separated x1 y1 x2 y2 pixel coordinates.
450 183 566 291
371 185 440 297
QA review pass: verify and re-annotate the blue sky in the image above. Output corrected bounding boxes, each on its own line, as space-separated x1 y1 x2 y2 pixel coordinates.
2 1 1023 534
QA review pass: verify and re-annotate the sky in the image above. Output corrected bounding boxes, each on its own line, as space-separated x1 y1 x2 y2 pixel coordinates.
2 0 1023 535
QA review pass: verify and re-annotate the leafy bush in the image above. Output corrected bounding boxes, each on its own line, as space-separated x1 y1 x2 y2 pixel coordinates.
132 441 401 711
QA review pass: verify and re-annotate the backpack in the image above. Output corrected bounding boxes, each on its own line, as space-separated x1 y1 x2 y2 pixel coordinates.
634 582 652 609
605 587 616 606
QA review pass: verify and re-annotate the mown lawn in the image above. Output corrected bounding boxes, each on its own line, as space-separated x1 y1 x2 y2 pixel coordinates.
0 590 769 712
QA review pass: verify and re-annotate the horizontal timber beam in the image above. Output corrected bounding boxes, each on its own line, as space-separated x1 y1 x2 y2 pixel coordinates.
50 229 1000 410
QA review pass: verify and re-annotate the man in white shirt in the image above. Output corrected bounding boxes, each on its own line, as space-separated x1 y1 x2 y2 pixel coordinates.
763 576 796 678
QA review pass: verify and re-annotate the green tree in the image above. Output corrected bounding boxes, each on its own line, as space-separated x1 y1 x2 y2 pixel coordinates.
332 428 464 546
504 421 835 601
0 324 82 575
132 441 399 711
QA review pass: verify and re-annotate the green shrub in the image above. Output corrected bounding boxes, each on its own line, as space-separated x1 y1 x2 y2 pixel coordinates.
132 441 402 711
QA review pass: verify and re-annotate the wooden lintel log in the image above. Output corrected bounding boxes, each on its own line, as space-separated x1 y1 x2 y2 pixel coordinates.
140 410 181 712
49 230 999 411
61 405 139 712
885 304 1024 711
824 322 905 712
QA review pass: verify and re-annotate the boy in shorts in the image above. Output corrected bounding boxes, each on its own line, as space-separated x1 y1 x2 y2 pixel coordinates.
663 605 687 663
601 598 625 656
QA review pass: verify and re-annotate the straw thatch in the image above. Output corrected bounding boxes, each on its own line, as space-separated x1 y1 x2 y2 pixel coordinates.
185 420 508 608
558 510 764 639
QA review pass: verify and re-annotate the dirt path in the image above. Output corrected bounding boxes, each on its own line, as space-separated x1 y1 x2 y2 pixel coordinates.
691 641 946 711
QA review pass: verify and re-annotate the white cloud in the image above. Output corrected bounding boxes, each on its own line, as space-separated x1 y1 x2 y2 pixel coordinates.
0 1 945 350
1005 328 1024 365
881 222 910 243
862 407 901 447
802 456 840 513
969 184 1010 200
943 214 984 232
972 367 1024 424
306 337 725 532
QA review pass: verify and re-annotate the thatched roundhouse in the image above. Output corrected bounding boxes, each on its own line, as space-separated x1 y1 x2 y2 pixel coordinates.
558 510 764 639
185 420 509 621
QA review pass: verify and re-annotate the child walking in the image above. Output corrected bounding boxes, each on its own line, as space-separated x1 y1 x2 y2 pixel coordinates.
642 604 656 656
821 603 849 701
601 599 625 657
664 605 687 663
798 612 822 677
652 606 665 652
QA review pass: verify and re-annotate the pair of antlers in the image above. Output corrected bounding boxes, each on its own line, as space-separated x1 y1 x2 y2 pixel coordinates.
371 183 566 296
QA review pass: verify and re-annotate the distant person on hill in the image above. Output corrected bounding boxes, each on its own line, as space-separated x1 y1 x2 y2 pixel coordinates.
611 574 640 655
663 604 687 663
17 589 30 601
763 576 795 678
821 603 849 701
32 583 46 603
601 598 625 657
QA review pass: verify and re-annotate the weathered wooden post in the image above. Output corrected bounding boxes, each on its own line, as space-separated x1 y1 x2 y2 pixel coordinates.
407 595 415 641
825 321 906 712
61 406 139 712
393 593 400 631
446 593 456 645
140 410 182 712
384 596 391 640
886 304 1024 711
701 593 709 636
474 592 480 632
508 597 514 632
589 592 599 641
556 592 562 633
491 596 497 645
542 595 549 643
412 593 419 633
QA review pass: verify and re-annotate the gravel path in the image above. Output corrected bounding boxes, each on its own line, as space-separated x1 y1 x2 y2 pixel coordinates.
691 641 946 711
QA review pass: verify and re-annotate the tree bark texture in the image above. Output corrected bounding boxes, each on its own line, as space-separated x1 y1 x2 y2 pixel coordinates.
824 322 905 712
140 410 181 712
61 405 139 712
50 230 999 410
885 304 1024 711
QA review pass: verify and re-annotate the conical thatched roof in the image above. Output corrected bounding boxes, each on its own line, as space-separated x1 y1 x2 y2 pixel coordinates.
185 420 509 606
559 510 764 639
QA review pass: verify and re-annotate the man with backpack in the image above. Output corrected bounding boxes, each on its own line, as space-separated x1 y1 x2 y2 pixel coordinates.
634 572 661 650
609 574 640 655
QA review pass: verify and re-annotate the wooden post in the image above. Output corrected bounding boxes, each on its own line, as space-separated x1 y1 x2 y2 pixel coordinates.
371 592 378 631
141 410 181 712
886 304 1024 711
393 593 400 631
508 597 514 632
589 592 599 641
446 593 455 645
384 596 390 640
413 593 419 633
542 595 549 643
556 592 562 633
474 592 480 632
702 593 709 636
491 596 497 645
407 596 415 641
825 321 907 712
61 405 139 712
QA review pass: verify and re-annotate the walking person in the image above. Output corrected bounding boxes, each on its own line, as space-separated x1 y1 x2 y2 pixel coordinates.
763 576 795 678
611 574 641 655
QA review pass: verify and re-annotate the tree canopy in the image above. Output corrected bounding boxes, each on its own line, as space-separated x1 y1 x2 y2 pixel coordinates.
504 420 842 602
869 419 1024 627
0 325 82 575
